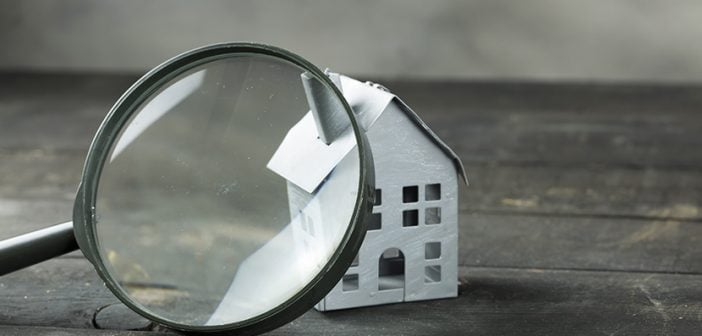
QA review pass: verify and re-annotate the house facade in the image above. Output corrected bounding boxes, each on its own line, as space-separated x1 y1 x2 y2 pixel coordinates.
314 75 466 311
266 72 465 311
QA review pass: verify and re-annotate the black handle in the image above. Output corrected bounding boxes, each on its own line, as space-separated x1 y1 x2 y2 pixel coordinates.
0 222 79 276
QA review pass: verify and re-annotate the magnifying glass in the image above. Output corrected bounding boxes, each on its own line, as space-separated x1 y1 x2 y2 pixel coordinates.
0 43 374 334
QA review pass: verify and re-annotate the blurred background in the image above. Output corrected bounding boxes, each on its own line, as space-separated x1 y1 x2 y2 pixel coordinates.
2 0 702 82
1 1 702 334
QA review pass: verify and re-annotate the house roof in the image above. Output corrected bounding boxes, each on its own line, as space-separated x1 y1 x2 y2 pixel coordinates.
337 75 468 185
267 73 467 193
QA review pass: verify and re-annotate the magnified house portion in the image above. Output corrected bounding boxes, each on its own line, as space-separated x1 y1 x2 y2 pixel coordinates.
267 71 467 311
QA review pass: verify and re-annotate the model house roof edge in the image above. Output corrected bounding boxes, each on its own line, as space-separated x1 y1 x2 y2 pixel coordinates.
390 96 469 186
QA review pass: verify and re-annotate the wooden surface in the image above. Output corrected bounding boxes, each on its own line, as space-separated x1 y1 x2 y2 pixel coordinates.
1 73 701 335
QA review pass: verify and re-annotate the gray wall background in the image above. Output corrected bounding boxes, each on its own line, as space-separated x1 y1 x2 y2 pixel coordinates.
2 0 702 81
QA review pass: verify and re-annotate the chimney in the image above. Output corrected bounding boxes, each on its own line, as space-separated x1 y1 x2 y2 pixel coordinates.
301 70 350 145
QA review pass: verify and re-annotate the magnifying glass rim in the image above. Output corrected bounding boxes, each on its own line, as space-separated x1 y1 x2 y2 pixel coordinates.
72 42 374 334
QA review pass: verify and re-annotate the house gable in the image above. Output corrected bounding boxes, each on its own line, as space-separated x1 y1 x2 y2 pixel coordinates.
318 98 460 311
267 73 466 194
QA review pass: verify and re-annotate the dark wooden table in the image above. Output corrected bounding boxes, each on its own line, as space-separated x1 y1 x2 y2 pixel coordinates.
0 73 701 335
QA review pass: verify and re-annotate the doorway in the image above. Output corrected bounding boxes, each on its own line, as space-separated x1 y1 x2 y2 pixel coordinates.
378 248 405 291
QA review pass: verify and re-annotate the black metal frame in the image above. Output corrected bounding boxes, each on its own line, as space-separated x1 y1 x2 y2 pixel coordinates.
71 42 375 334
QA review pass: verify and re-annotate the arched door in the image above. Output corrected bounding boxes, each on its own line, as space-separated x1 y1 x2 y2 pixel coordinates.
378 248 405 292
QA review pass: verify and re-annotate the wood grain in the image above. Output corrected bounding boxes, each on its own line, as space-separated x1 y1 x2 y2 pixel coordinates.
1 258 700 335
1 73 701 334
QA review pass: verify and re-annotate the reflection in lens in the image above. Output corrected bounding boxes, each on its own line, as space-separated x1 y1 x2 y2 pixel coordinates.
95 54 361 326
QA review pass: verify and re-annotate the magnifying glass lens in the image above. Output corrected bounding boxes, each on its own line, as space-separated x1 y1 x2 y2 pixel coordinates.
94 52 364 327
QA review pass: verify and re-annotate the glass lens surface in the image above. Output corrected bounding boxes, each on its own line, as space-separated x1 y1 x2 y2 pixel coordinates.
94 53 361 327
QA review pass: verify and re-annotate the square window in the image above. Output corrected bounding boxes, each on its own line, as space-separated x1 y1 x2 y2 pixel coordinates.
342 274 359 292
426 183 441 201
367 213 381 231
425 207 441 225
403 209 418 227
403 186 418 203
374 189 382 206
425 242 441 259
425 266 441 283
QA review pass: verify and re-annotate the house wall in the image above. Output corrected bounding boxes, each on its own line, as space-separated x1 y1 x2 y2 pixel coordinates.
320 99 459 310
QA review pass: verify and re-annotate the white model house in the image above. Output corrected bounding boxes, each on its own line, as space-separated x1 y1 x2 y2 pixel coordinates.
267 71 467 311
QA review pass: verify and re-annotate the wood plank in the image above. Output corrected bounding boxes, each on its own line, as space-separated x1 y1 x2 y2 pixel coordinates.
3 194 702 275
2 150 701 224
0 326 167 336
460 212 702 273
0 73 135 151
0 198 73 239
462 164 702 221
0 258 115 329
2 257 701 335
390 81 702 168
3 187 702 275
3 150 700 272
276 266 702 336
2 74 701 334
1 74 701 273
0 150 83 201
2 74 702 169
2 75 701 223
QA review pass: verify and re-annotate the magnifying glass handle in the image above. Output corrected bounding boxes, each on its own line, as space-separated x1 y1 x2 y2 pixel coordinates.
0 221 78 276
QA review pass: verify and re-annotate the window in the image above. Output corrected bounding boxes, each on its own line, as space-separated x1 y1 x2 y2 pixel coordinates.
374 189 382 206
425 207 441 225
342 274 359 292
425 242 441 259
403 185 418 203
402 209 418 227
425 265 441 283
368 213 381 230
426 183 441 201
